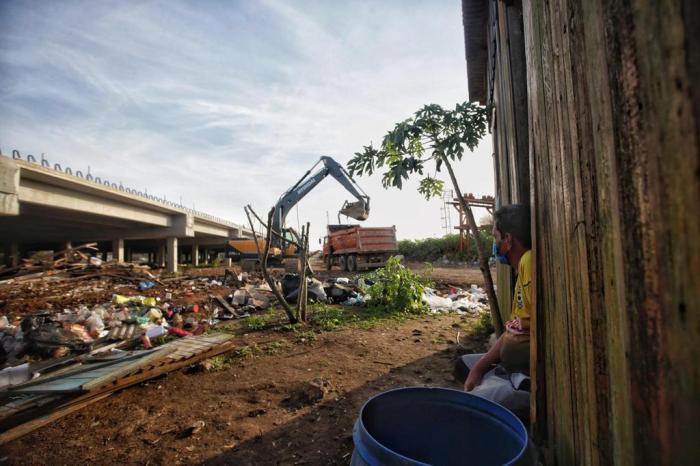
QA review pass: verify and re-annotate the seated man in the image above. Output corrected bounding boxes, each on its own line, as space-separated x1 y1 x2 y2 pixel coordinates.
456 204 532 418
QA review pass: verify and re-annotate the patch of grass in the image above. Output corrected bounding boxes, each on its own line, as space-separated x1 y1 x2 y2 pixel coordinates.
309 303 345 331
473 311 495 335
246 315 269 331
306 302 419 333
277 322 303 333
261 340 290 355
205 325 230 335
233 344 263 359
294 330 317 344
208 354 230 371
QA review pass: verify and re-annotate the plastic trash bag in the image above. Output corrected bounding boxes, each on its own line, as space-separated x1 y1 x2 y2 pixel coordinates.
422 288 453 311
85 313 105 338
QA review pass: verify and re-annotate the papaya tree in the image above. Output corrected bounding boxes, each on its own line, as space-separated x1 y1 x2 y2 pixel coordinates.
347 101 504 334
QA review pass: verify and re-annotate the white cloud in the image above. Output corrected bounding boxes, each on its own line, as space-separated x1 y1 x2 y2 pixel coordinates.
0 0 494 244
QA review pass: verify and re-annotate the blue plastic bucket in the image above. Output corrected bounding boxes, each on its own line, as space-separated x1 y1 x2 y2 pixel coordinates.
351 387 528 466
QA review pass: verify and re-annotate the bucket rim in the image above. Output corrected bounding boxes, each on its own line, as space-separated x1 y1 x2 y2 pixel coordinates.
353 386 528 466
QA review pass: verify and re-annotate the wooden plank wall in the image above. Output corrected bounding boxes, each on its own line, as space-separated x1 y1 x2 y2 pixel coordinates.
516 0 700 464
488 0 530 324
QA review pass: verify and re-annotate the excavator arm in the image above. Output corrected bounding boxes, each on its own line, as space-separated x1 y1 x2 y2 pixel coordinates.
270 156 370 247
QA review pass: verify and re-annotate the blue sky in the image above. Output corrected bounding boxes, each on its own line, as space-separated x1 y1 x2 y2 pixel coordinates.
0 0 494 243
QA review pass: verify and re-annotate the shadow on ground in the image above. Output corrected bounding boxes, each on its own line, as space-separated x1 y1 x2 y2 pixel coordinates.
203 348 463 466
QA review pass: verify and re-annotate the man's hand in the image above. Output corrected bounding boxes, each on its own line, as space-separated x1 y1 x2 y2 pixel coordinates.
464 368 483 392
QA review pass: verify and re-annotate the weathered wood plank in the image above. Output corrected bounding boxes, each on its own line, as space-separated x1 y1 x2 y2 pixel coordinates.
488 0 700 464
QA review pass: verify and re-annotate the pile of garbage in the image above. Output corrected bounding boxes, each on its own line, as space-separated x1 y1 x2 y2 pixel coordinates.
0 272 276 368
279 274 368 306
422 284 489 314
276 272 488 314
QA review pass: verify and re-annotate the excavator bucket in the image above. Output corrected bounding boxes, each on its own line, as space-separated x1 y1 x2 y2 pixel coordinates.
339 200 369 221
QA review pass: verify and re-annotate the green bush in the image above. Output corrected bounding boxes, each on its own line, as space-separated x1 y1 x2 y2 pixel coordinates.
366 256 429 314
398 231 494 262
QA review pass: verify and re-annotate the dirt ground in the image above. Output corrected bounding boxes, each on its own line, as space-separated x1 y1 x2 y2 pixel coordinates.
0 264 491 465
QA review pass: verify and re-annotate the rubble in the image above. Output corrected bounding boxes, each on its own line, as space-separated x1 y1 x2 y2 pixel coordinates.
0 243 160 286
0 248 280 368
0 248 285 444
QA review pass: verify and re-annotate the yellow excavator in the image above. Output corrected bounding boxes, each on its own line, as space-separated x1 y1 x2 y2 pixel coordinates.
228 156 370 268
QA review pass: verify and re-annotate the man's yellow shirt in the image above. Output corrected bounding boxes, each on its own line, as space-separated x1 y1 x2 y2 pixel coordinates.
511 249 532 330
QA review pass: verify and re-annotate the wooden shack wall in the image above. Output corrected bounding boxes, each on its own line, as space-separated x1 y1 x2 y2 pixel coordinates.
488 0 530 322
517 0 700 464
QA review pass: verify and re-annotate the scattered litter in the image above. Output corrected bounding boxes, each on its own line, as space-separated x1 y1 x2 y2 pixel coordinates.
422 288 453 310
231 289 249 306
422 286 489 314
282 274 327 303
179 420 206 438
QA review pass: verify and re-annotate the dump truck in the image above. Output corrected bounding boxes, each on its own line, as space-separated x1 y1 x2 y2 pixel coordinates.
322 225 398 271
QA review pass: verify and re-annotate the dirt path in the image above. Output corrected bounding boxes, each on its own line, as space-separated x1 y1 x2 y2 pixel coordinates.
2 312 488 465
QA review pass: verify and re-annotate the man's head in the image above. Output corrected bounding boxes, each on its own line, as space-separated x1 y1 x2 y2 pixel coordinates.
493 204 531 267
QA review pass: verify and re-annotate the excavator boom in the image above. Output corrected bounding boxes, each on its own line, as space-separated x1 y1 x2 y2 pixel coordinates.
270 156 370 247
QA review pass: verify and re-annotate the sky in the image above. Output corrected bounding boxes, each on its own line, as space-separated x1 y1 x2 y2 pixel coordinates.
0 0 494 245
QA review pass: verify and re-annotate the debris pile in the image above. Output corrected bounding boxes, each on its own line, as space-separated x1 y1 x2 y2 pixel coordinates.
0 333 237 444
0 262 282 444
422 284 489 314
0 272 277 368
0 243 156 284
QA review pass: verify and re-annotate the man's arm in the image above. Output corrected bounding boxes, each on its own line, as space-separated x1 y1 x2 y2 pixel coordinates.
464 334 503 391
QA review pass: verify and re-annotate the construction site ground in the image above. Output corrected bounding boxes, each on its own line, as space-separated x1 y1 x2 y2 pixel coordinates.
0 262 492 465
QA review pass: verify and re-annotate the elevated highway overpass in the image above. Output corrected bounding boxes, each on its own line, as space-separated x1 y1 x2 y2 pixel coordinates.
0 154 253 272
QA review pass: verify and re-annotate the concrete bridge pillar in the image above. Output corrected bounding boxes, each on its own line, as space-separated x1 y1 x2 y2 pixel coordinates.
156 244 166 267
112 239 124 263
192 241 199 267
5 242 20 267
166 237 178 273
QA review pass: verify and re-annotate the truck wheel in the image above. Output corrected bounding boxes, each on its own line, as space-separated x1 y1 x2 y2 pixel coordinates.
325 256 332 271
339 255 348 272
347 254 357 272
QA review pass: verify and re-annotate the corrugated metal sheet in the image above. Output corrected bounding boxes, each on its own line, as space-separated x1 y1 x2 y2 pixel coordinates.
8 333 235 395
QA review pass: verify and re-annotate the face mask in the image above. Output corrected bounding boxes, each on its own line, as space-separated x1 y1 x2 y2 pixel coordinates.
492 240 509 265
